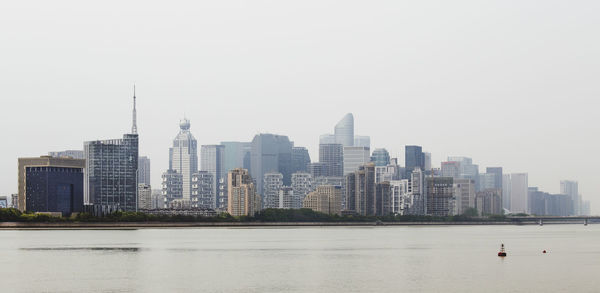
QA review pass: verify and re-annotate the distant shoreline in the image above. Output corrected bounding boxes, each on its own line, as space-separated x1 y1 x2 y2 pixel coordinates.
0 221 588 229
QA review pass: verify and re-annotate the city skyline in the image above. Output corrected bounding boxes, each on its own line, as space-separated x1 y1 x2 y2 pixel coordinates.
1 1 598 213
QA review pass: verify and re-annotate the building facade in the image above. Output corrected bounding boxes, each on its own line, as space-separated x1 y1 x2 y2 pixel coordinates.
319 143 343 177
263 172 284 209
302 185 342 215
425 177 454 216
228 168 261 217
138 156 151 185
250 133 293 196
200 145 226 206
162 169 183 207
371 148 390 166
191 171 214 209
291 147 311 174
169 118 198 201
343 146 370 175
138 184 152 210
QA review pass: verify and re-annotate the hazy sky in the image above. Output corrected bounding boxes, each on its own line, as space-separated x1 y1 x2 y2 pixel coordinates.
1 1 598 212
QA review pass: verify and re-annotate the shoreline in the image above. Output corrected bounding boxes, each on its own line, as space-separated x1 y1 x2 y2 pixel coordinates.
0 221 588 229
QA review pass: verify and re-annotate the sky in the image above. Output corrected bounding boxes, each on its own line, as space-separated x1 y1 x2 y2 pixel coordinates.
1 0 598 213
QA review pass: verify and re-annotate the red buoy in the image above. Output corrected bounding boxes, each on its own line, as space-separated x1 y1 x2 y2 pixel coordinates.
498 244 507 257
543 250 547 254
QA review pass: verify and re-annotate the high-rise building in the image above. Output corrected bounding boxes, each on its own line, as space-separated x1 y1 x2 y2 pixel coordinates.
407 168 425 215
476 189 503 215
263 172 284 209
250 134 293 195
375 164 401 183
291 172 313 203
425 177 454 216
303 185 342 215
423 152 432 171
169 118 198 201
390 180 410 215
291 147 311 174
353 136 370 148
138 184 152 210
84 133 139 213
502 174 511 211
162 169 183 207
560 180 579 215
18 156 85 215
486 167 503 190
509 173 528 213
151 189 164 209
478 173 496 190
319 144 343 177
371 148 390 166
48 150 84 159
227 168 261 217
375 181 393 216
447 156 479 188
307 162 327 179
453 178 475 215
278 187 298 209
200 145 226 204
441 161 461 178
351 163 377 216
343 146 370 175
191 171 214 209
334 113 354 147
528 187 571 216
221 141 251 173
405 145 424 177
138 156 151 185
319 134 336 144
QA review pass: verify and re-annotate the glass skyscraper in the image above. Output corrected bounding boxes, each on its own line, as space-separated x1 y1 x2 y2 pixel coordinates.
169 118 198 201
250 133 293 195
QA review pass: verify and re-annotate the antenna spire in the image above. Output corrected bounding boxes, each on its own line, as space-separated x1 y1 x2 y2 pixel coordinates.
131 84 138 134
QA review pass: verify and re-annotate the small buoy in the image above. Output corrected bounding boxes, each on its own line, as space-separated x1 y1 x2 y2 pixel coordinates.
498 243 507 257
543 250 547 254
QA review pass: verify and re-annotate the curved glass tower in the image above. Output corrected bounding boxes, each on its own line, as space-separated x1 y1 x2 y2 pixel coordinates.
334 113 354 147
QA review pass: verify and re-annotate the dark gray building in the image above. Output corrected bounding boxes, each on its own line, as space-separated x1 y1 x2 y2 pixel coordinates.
319 143 343 177
291 147 311 174
250 134 293 195
138 156 151 186
221 141 251 173
405 145 424 178
486 167 503 190
425 177 454 216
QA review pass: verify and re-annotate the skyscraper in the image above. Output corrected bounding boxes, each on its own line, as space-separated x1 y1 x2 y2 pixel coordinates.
169 119 198 201
353 136 370 148
84 92 139 214
319 143 343 177
221 141 251 173
250 133 293 195
291 147 311 174
453 178 475 215
425 177 454 216
227 168 261 217
405 145 424 177
291 172 313 203
560 180 579 215
334 113 354 147
191 171 214 209
486 167 503 190
200 145 225 203
509 173 528 213
352 163 376 216
162 169 183 206
371 148 390 166
138 184 152 210
138 156 151 186
263 172 283 209
343 146 370 175
18 156 85 215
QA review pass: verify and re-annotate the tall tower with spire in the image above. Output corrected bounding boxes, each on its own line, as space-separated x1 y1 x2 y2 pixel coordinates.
132 85 138 134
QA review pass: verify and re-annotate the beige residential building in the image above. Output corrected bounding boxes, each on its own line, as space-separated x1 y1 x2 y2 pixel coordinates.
302 185 342 215
227 168 261 217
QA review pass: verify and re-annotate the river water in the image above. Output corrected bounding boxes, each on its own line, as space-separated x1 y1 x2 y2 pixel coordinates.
0 225 598 292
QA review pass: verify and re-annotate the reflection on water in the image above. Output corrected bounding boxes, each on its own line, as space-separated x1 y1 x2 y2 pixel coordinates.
1 225 599 293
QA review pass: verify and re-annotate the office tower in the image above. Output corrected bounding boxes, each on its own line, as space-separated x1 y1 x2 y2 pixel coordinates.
354 136 370 148
201 145 225 204
250 134 293 195
486 167 503 190
138 156 151 185
48 150 84 159
319 134 336 144
278 187 297 209
476 189 503 215
441 161 461 178
447 156 480 187
191 171 214 209
453 178 475 215
352 163 376 216
151 189 164 209
263 172 284 209
501 175 511 212
425 177 454 216
405 145 424 177
343 146 370 175
334 113 354 146
478 173 496 190
303 185 342 215
375 181 392 216
319 143 343 177
18 156 85 215
307 162 327 178
291 172 313 203
10 194 18 209
0 196 6 208
528 187 571 216
423 152 432 171
407 168 425 215
509 173 528 213
162 169 183 207
345 173 356 212
371 148 390 166
221 141 251 172
227 168 261 217
560 180 579 215
291 147 311 174
390 180 410 215
169 118 198 201
138 184 152 210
